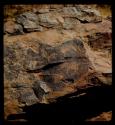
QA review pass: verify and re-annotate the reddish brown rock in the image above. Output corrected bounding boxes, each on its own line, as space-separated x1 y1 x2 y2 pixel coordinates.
4 20 24 35
87 32 112 50
38 13 59 28
4 5 112 122
62 6 102 23
4 39 92 104
16 12 43 32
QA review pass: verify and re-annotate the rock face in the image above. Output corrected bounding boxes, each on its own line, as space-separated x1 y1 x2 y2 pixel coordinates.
4 21 24 35
87 32 112 50
62 6 102 23
4 5 112 122
16 12 43 32
38 13 59 28
4 39 92 105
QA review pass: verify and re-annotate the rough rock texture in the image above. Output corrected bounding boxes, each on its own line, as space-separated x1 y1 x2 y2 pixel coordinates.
16 12 43 32
4 5 112 122
4 39 93 105
4 20 24 35
62 6 102 23
38 13 59 28
86 111 112 121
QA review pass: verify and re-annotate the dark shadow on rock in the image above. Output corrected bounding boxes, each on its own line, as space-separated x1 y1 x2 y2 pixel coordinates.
6 85 112 124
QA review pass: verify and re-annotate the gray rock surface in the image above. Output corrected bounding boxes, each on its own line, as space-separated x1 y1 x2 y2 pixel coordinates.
4 5 112 121
16 12 43 32
38 13 59 28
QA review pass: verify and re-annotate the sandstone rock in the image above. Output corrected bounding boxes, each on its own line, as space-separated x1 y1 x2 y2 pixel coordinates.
39 81 52 93
4 21 24 35
84 43 112 86
56 16 64 24
23 20 43 32
23 42 64 71
63 18 80 30
4 39 95 108
97 73 112 85
16 12 38 23
50 4 64 9
38 13 59 28
87 32 112 51
75 6 102 23
62 7 102 23
17 88 39 106
22 40 90 93
4 38 112 109
16 12 43 32
64 4 74 7
62 7 78 18
38 8 49 13
4 5 112 122
106 16 112 21
33 8 49 14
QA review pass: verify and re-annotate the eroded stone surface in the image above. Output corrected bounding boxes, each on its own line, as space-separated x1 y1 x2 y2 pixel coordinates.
4 20 24 35
62 6 102 23
5 38 111 112
4 5 112 121
4 39 93 107
38 13 59 28
87 32 112 50
16 12 43 32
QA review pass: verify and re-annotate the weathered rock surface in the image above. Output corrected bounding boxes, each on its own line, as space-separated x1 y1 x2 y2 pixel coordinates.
37 8 49 14
62 6 102 23
87 32 112 50
16 12 43 32
63 18 80 30
4 20 24 35
4 4 112 122
4 38 111 118
38 13 59 28
4 39 92 105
